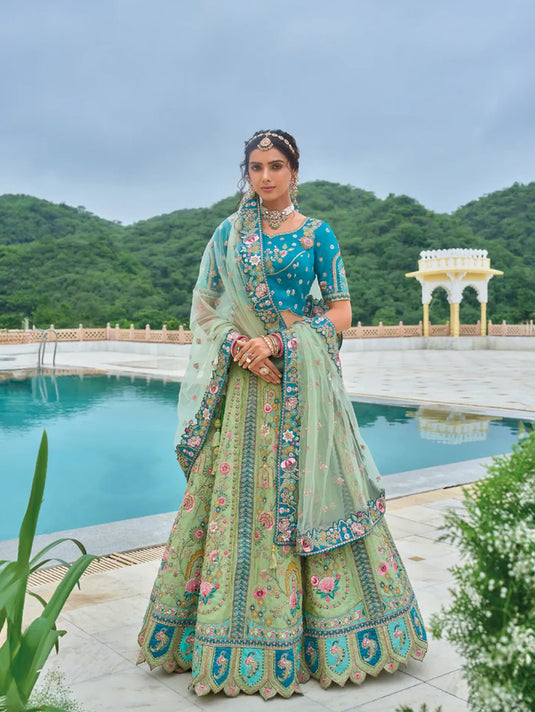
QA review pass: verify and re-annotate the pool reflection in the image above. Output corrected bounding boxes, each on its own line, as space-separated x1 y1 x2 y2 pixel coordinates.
407 407 501 445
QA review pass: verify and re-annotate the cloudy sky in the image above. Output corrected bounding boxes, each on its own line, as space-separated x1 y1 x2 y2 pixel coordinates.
1 0 534 224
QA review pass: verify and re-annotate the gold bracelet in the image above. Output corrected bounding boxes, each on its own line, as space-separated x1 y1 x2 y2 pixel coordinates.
262 335 276 356
268 333 281 356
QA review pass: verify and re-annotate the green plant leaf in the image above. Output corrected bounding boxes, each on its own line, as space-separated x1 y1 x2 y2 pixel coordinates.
26 592 48 611
30 538 89 569
11 617 65 703
17 432 48 568
14 554 95 702
0 430 96 710
40 554 96 625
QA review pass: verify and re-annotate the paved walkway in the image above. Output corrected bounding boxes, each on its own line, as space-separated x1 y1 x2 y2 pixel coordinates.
24 488 469 712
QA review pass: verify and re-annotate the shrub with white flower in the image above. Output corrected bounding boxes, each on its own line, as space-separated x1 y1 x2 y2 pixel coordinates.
431 432 535 712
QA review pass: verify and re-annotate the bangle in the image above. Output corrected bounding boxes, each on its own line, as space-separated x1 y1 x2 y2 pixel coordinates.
262 335 276 356
270 332 283 357
231 334 246 358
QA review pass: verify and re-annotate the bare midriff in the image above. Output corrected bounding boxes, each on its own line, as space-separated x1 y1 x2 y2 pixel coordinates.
279 309 303 328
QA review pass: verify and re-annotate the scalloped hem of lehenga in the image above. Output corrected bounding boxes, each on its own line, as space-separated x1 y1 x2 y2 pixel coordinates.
137 649 309 700
310 641 427 690
190 674 308 700
137 631 428 700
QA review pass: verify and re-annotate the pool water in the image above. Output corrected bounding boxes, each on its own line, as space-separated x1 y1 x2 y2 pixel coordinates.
0 373 530 540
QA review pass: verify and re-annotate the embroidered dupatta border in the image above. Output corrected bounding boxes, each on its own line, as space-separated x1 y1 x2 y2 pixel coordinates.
275 315 385 555
175 330 238 478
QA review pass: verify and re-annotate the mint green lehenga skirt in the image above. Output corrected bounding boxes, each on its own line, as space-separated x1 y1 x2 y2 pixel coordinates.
137 363 428 699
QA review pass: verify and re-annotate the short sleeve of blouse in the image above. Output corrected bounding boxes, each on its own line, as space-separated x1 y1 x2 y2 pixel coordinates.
313 222 350 302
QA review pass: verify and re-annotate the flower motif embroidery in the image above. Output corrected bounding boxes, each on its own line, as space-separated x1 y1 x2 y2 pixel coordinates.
378 560 389 575
316 575 341 600
263 403 273 413
299 235 314 249
351 521 365 536
199 580 219 604
300 536 313 553
182 492 195 512
250 254 261 265
255 283 268 297
243 233 259 245
185 577 200 593
187 436 201 448
281 457 297 471
282 429 295 443
258 511 275 530
219 461 231 475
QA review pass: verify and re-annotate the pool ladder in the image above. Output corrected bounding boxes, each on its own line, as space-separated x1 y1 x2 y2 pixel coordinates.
37 328 58 369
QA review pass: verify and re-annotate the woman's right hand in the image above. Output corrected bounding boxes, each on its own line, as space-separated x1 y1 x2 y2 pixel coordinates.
233 337 282 384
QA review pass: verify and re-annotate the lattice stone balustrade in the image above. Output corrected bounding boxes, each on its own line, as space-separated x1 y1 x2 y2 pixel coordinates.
1 319 534 345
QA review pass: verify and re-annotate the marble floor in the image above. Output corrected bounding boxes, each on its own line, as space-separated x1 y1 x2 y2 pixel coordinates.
23 488 470 712
3 343 531 710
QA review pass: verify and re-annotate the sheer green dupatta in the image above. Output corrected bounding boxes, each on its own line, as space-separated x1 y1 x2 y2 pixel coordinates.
282 316 386 556
174 210 270 477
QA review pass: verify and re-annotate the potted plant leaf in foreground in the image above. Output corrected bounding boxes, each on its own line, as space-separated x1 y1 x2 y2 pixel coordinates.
0 431 96 712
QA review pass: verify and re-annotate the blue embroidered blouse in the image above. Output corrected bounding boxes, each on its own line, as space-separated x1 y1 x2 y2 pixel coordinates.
263 218 350 315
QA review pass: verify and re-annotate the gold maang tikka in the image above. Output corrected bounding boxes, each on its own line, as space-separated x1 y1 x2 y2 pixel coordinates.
258 136 274 151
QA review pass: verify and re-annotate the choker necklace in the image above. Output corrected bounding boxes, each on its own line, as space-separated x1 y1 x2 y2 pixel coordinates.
260 203 295 230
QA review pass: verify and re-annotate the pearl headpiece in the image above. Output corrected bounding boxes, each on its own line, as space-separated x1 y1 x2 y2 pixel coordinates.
246 131 297 156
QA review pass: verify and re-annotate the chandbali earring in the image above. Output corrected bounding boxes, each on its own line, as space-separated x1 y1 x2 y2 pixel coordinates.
244 181 256 201
289 176 299 202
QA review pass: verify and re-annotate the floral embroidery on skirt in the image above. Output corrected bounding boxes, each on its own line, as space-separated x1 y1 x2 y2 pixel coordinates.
137 364 427 699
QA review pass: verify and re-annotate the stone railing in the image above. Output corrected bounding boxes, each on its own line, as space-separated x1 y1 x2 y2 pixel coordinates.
488 320 535 336
1 320 533 345
344 322 423 338
0 323 194 345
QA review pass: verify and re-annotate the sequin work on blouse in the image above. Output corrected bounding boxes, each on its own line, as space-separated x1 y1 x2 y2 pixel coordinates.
263 218 350 314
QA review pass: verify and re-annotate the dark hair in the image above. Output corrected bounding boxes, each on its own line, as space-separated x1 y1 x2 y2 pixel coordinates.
238 129 300 194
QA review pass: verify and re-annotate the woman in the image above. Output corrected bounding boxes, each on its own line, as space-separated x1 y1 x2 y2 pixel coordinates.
137 130 427 699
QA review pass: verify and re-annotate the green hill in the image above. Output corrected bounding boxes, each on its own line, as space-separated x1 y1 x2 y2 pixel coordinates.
0 181 533 329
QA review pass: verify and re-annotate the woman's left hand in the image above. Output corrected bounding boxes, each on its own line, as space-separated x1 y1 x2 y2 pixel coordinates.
233 337 280 383
234 336 272 369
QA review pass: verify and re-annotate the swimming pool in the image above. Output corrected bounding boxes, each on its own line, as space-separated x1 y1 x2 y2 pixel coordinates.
0 372 529 540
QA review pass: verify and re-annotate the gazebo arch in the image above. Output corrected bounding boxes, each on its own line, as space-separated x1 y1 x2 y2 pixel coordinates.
406 249 503 337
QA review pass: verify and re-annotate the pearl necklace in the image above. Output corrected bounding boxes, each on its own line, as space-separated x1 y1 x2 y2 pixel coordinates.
260 203 295 230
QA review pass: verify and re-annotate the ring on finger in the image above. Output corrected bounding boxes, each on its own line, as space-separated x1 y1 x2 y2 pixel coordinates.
259 366 269 375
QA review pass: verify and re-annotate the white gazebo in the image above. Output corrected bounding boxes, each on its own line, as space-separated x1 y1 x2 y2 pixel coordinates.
406 249 503 337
